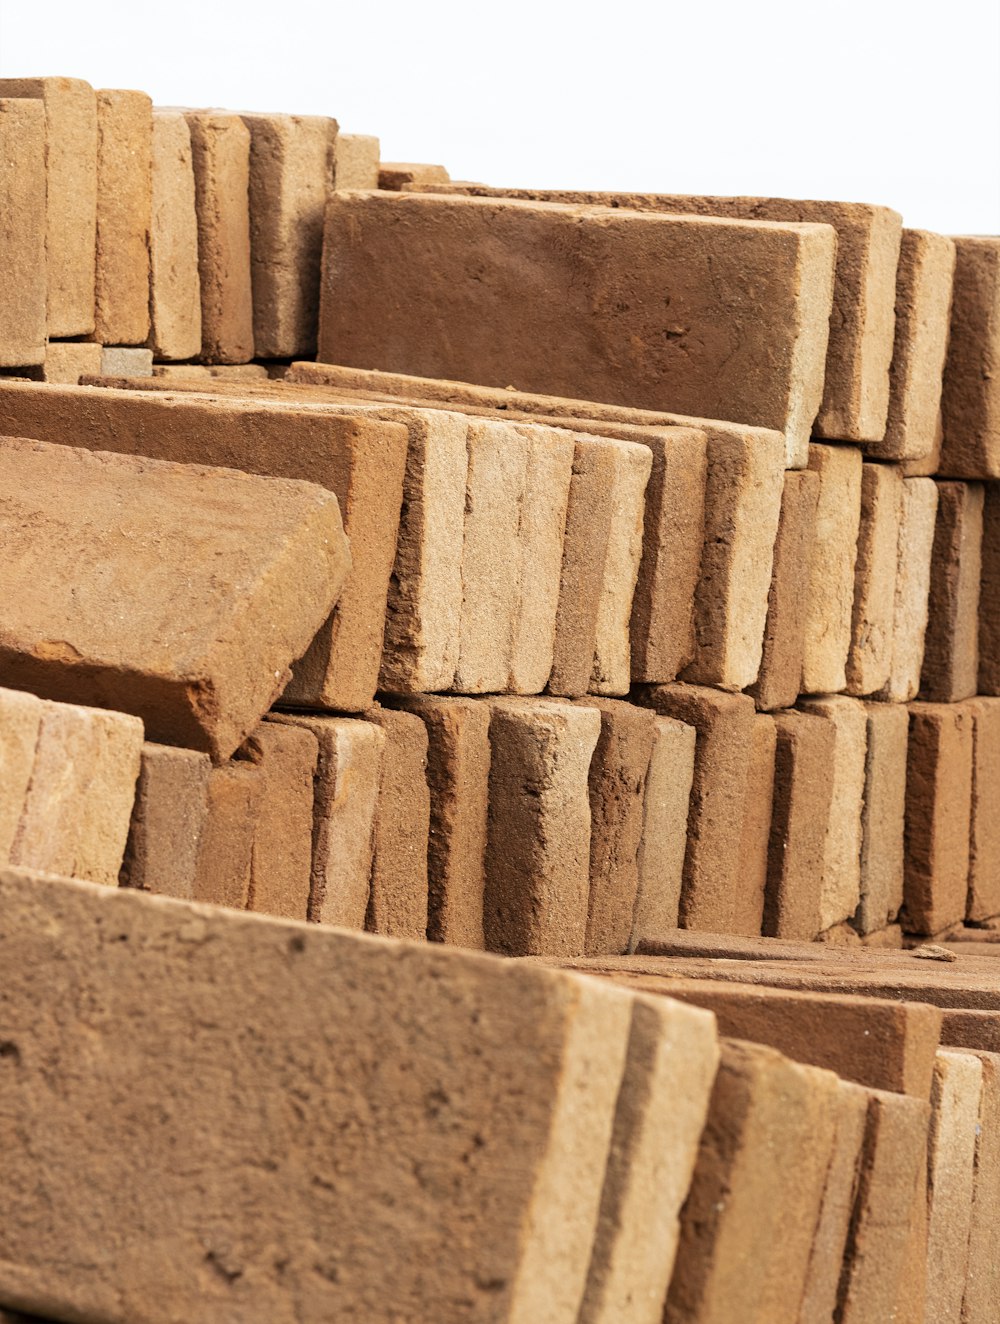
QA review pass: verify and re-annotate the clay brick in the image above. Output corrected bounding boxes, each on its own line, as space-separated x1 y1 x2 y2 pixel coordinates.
589 442 651 695
925 1050 981 1322
630 715 696 947
961 1050 1000 1323
0 77 97 337
365 706 430 941
390 696 490 949
633 684 755 933
0 431 349 759
580 996 718 1324
148 110 202 361
318 191 836 463
801 443 864 695
0 867 634 1323
22 341 102 383
118 742 211 899
846 462 904 695
333 132 379 188
940 237 1000 479
664 1039 839 1324
378 161 450 190
747 470 819 712
484 698 600 956
0 98 45 366
877 476 939 702
798 696 868 932
189 758 260 909
243 722 317 922
0 687 44 862
269 713 384 927
904 702 974 935
0 382 404 714
184 110 254 364
765 710 835 941
871 228 956 462
920 480 984 701
856 702 909 934
940 1010 1000 1054
978 485 1000 694
93 89 151 345
967 697 1000 922
99 346 153 377
240 112 336 358
736 716 776 940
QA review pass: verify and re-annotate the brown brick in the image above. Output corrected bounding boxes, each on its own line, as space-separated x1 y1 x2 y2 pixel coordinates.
940 1010 1000 1055
736 716 776 940
0 687 45 862
589 441 651 695
118 742 211 899
22 341 102 383
925 1050 981 1322
920 480 984 701
379 161 450 190
190 759 260 909
846 462 904 695
967 697 1000 922
961 1050 1000 1323
243 722 317 922
857 701 909 933
0 98 46 366
630 715 695 946
94 89 151 345
148 110 202 361
363 706 430 941
801 443 864 695
333 132 379 188
877 476 939 702
940 237 1000 478
979 485 1000 694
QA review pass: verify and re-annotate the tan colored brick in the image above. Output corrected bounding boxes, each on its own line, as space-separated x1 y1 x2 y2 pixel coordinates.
630 715 696 947
244 722 317 922
148 110 202 361
118 742 211 899
378 161 450 190
921 480 984 701
0 98 46 366
877 476 939 702
961 1050 1000 1323
94 89 151 345
978 484 1000 694
0 687 44 863
333 132 379 188
735 716 776 940
857 702 909 933
966 698 1000 923
589 441 651 695
925 1050 982 1322
940 237 1000 479
23 341 102 383
801 443 863 695
846 462 904 695
365 706 430 941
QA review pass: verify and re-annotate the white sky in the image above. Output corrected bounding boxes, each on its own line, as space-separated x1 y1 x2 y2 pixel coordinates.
1 0 998 235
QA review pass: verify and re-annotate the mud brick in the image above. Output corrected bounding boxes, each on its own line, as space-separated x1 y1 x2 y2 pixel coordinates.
979 485 1000 694
747 470 819 712
390 695 490 949
664 1038 839 1324
484 698 600 956
118 742 211 898
0 77 97 337
364 706 430 941
735 716 776 939
269 713 384 927
100 346 152 377
801 443 864 695
0 687 44 861
799 696 868 932
0 430 349 759
940 237 1000 478
0 868 635 1322
633 684 755 933
940 1010 1000 1054
184 110 254 364
0 98 46 366
630 715 696 947
379 161 450 190
765 710 835 940
318 191 836 464
967 697 1000 922
590 442 651 695
962 1050 1000 1322
846 462 904 695
920 480 984 701
148 110 202 361
580 996 718 1324
239 113 336 358
925 1050 981 1322
872 229 956 462
93 89 151 345
878 476 939 702
243 722 317 922
22 341 102 383
857 702 909 934
188 758 260 909
333 132 379 188
904 702 974 935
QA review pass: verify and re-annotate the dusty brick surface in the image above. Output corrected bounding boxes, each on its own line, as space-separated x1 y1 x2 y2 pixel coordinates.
979 485 1000 694
920 480 984 702
877 476 939 702
846 462 903 696
801 443 863 695
148 110 202 361
333 133 379 188
244 722 318 922
857 702 909 934
0 98 46 366
630 715 696 947
190 759 260 909
100 347 152 377
966 697 1000 922
737 716 776 940
23 341 102 384
94 89 152 345
589 441 651 695
940 237 1000 479
118 742 211 899
379 161 450 190
364 706 430 941
925 1051 981 1323
961 1050 1000 1322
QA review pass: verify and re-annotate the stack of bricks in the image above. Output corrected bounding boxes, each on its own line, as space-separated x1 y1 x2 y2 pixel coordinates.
1 70 999 1322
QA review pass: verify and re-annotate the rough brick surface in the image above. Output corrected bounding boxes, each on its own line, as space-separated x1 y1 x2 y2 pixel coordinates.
978 485 1000 694
244 722 318 922
846 462 903 696
877 477 939 702
0 98 46 366
765 710 835 940
118 742 211 899
630 715 696 947
737 716 776 939
364 706 430 941
94 89 152 345
379 161 450 190
925 1051 981 1323
940 237 1000 479
920 481 984 702
190 759 260 909
967 698 1000 922
590 442 651 695
148 110 202 361
961 1050 1000 1323
857 702 909 934
801 443 863 695
23 341 102 383
333 133 379 188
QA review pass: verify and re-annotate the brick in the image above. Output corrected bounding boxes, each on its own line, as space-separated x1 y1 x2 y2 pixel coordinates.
633 684 755 933
118 742 211 899
94 89 151 345
920 480 984 701
0 77 97 337
0 430 349 759
941 1010 1000 1054
333 132 379 188
365 706 430 941
243 722 317 922
0 868 634 1323
747 470 819 712
967 697 1000 922
189 758 260 909
99 346 153 377
735 716 776 940
580 996 718 1324
765 710 835 940
0 688 44 863
846 462 904 695
801 443 863 695
148 110 202 361
269 713 384 927
184 110 254 364
0 98 45 366
378 161 450 190
857 702 909 934
485 699 600 956
961 1050 1000 1323
877 476 939 702
871 228 957 462
240 112 336 358
390 696 490 949
799 696 868 932
940 237 1000 478
22 341 102 383
318 191 836 464
925 1050 982 1322
630 716 696 947
979 485 1000 694
0 382 405 714
664 1039 839 1324
589 441 651 695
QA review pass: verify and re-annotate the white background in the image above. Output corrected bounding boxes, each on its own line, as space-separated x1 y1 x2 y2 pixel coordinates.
1 0 997 234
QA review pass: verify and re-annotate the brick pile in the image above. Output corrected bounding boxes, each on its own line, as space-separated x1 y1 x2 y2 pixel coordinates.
0 71 998 1322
